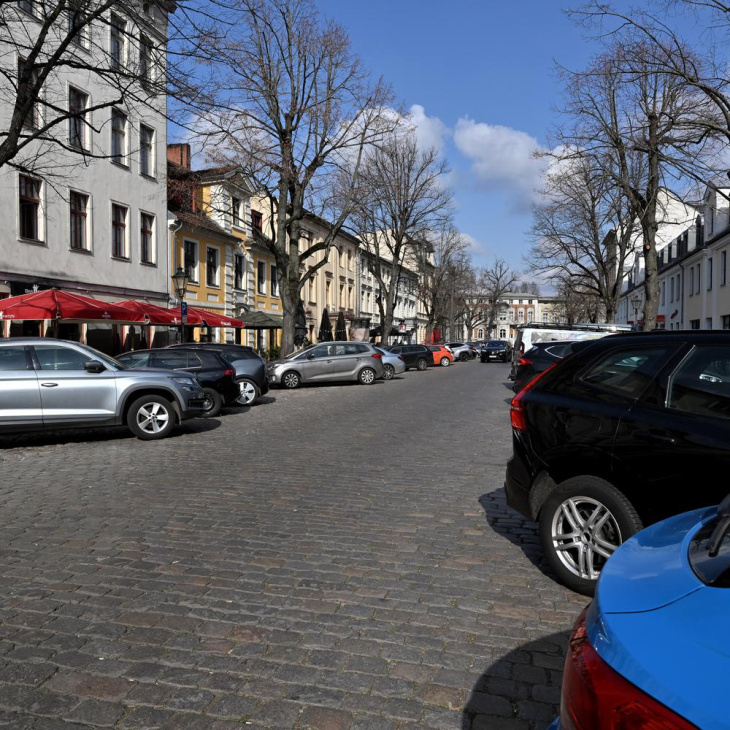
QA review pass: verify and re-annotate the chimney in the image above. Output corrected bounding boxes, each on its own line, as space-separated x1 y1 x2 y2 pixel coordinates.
167 143 191 169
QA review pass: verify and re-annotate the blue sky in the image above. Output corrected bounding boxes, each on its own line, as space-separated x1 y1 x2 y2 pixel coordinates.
315 0 621 281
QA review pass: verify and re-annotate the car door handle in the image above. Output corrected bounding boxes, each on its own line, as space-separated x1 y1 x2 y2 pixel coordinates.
635 430 676 444
40 382 59 387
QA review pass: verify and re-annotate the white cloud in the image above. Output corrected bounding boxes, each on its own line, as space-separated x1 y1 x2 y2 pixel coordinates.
460 231 494 258
453 118 549 208
408 104 449 153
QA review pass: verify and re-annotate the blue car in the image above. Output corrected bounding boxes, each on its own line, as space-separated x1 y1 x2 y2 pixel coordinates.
551 496 730 730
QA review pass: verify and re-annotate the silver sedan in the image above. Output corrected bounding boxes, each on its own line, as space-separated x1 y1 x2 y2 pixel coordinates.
375 347 406 380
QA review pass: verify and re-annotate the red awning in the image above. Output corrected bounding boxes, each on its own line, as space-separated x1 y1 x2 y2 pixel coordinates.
118 300 205 326
187 307 244 328
0 290 147 323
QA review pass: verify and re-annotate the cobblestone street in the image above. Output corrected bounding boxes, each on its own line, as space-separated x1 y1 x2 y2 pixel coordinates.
0 360 587 729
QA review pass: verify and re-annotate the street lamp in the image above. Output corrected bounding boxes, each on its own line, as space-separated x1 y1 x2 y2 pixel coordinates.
171 266 190 343
630 292 642 330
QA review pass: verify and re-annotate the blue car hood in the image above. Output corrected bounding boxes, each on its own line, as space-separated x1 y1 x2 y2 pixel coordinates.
589 507 727 730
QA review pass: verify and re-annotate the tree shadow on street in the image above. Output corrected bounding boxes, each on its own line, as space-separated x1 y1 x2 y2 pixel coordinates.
478 488 556 580
461 630 570 729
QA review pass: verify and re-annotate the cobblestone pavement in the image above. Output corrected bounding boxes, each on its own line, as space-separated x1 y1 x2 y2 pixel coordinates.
0 359 587 729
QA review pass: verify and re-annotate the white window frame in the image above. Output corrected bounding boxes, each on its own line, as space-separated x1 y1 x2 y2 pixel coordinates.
111 202 129 259
270 264 278 297
183 239 199 283
110 14 127 70
257 260 267 295
140 211 155 264
70 189 91 252
206 246 220 287
68 85 89 151
139 124 155 177
111 108 127 166
18 174 44 243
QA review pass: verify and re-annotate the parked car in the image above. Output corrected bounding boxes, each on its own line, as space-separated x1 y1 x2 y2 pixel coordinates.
505 330 730 595
550 499 730 730
374 346 406 380
0 338 207 439
445 342 476 362
385 344 435 371
510 323 631 379
117 348 239 418
480 340 512 363
427 345 453 367
168 343 268 406
511 341 582 391
267 341 384 388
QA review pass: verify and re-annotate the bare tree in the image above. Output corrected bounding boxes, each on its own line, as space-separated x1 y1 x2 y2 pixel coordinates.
186 0 392 355
349 130 453 346
0 0 173 178
557 34 723 329
530 149 637 322
480 258 519 339
417 224 470 343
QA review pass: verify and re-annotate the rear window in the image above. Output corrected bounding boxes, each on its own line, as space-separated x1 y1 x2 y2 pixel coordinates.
668 346 730 420
0 346 29 370
580 346 671 398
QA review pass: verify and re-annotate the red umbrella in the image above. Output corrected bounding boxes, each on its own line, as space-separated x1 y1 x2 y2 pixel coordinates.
117 300 205 326
0 289 146 323
187 307 244 328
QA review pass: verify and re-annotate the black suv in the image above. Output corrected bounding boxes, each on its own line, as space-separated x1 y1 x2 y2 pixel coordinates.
506 331 730 595
385 344 434 370
117 348 239 418
480 340 511 363
168 343 268 406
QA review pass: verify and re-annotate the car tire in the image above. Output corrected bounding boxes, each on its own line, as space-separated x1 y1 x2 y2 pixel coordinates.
416 358 428 371
383 364 395 380
459 352 469 362
200 388 223 418
539 476 643 596
358 367 376 385
282 371 301 389
236 379 260 406
126 395 177 440
440 357 450 367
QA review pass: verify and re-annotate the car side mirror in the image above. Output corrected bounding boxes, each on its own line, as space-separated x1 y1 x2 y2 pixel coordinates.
84 360 106 374
306 353 315 360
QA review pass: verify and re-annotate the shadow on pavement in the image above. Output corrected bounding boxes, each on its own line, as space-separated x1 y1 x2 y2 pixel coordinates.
461 630 570 729
479 488 555 580
0 417 222 449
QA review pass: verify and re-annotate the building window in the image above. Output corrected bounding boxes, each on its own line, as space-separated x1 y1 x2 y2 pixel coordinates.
518 309 524 323
110 15 126 69
722 315 730 330
19 175 41 240
542 313 548 323
309 277 315 303
206 247 219 286
234 254 245 289
70 192 89 250
18 58 39 130
231 197 242 227
139 35 153 84
527 309 533 322
184 240 198 282
111 109 127 165
706 317 713 330
696 264 701 293
326 279 332 307
708 257 714 291
270 265 278 297
111 204 127 258
500 329 506 339
140 213 154 263
139 124 154 176
251 209 263 232
348 285 353 309
69 87 88 150
257 260 266 294
18 0 36 15
690 319 700 330
722 250 727 286
68 1 89 47
670 277 674 302
660 281 665 306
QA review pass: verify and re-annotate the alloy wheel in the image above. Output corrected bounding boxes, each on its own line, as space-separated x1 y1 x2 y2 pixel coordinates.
136 402 170 435
383 364 395 380
237 380 257 405
550 496 621 581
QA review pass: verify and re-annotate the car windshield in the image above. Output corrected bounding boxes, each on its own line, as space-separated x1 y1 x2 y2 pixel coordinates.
285 346 315 360
487 341 503 347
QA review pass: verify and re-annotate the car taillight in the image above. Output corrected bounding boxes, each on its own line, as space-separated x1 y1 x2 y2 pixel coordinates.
509 364 555 430
224 369 234 377
561 609 697 730
398 356 404 361
517 357 532 366
371 353 382 359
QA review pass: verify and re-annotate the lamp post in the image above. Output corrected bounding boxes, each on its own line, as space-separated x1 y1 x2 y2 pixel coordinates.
630 293 642 331
171 266 190 343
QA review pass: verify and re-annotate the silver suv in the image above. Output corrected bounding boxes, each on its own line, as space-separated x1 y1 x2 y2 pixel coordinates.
0 338 207 440
267 341 385 388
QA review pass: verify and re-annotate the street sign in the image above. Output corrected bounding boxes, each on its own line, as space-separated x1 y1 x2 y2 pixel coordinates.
181 301 188 325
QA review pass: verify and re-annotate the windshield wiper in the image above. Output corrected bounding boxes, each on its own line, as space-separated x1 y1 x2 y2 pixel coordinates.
707 493 730 557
